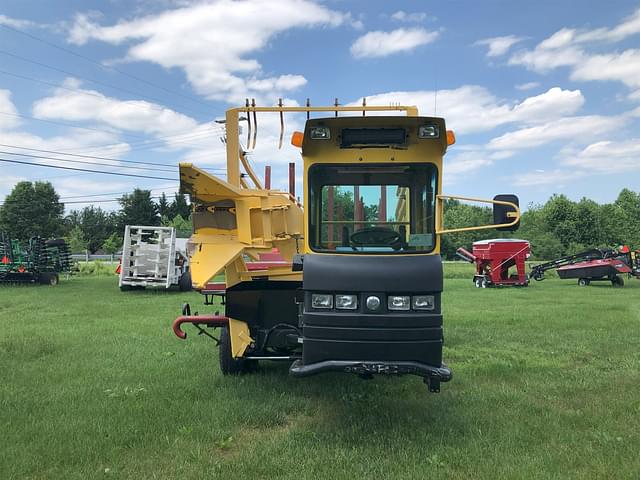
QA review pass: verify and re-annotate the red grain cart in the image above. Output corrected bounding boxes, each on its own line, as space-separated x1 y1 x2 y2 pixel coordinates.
457 239 531 288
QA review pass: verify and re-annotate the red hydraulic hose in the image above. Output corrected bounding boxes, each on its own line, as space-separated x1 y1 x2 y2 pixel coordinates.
172 315 229 339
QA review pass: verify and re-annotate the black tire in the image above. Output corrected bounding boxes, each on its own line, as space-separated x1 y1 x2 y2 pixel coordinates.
39 272 59 286
612 276 624 288
533 272 544 281
481 278 489 288
219 325 246 375
474 278 482 288
578 278 590 287
178 270 192 292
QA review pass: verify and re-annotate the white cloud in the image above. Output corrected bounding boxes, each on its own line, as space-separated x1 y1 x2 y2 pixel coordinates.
0 14 36 29
391 11 428 23
355 86 583 134
476 35 524 57
509 87 584 124
0 89 22 130
67 0 349 103
509 8 640 90
443 152 494 185
562 139 640 173
515 82 540 91
513 137 640 187
570 50 640 88
32 78 200 137
487 115 624 151
350 28 438 59
512 169 582 187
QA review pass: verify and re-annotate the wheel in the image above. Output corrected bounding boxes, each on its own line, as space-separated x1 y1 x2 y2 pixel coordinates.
474 278 482 288
578 278 590 287
219 325 247 375
178 270 192 292
39 272 59 286
533 272 544 281
612 276 624 288
481 278 488 288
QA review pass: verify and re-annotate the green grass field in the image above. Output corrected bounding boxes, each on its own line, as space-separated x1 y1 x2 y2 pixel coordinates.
1 267 639 479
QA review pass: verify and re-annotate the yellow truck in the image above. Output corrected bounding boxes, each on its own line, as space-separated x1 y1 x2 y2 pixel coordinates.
173 102 520 392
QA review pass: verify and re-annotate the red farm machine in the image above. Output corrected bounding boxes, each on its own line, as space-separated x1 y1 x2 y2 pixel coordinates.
456 239 531 288
0 232 72 285
530 246 640 287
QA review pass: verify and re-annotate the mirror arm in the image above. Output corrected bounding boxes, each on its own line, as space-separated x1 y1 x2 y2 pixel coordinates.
435 194 521 235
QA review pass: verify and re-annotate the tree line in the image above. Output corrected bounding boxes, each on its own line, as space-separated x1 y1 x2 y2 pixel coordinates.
0 181 191 253
1 181 639 259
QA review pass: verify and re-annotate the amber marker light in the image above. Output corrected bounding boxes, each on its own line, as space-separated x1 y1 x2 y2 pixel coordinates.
291 131 304 147
446 130 456 146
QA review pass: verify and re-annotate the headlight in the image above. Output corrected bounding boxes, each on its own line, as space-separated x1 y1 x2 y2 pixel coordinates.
418 125 439 138
388 295 410 311
335 294 358 310
311 293 333 309
365 295 381 311
412 295 435 310
310 126 330 140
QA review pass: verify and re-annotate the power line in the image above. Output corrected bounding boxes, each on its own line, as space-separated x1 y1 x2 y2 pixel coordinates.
0 109 228 148
0 156 175 181
0 49 213 117
0 144 227 174
59 186 178 200
0 68 206 120
0 149 178 174
0 23 210 110
0 111 148 139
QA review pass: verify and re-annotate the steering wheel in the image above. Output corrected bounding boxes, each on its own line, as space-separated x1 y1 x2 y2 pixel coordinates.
350 227 402 248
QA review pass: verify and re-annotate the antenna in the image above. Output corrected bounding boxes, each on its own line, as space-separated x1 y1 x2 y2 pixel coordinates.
434 66 438 116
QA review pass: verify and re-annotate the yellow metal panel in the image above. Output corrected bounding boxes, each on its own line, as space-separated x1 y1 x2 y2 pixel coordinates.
189 242 243 289
228 318 254 358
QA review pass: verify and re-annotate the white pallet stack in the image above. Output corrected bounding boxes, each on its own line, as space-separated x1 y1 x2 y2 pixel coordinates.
119 226 179 289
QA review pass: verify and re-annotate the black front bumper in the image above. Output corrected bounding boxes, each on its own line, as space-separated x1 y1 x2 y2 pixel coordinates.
289 359 452 391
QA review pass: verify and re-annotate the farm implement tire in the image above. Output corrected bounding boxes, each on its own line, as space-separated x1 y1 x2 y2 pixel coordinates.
611 276 624 288
39 272 59 286
578 278 590 287
178 270 192 292
219 326 256 375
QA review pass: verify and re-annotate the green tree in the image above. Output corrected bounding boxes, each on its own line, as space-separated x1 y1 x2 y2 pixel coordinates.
65 206 118 253
157 192 171 219
161 214 192 238
168 193 190 219
102 232 122 255
0 181 64 241
66 226 88 253
440 199 494 259
118 189 159 227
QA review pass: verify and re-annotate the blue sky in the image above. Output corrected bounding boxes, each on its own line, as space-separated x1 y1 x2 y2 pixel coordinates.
1 0 640 211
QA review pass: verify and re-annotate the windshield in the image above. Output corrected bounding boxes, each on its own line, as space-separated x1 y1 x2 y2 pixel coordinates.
308 164 437 253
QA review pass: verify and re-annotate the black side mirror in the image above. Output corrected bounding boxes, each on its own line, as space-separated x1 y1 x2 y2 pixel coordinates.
493 194 520 231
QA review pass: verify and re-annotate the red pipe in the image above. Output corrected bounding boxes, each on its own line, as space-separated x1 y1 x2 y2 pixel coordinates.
172 315 229 339
288 162 295 198
264 165 271 189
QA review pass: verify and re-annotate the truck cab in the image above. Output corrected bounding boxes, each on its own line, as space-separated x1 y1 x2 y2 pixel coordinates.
291 115 451 391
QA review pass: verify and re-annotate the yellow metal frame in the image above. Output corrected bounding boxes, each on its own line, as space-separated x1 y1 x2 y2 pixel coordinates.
224 104 418 187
